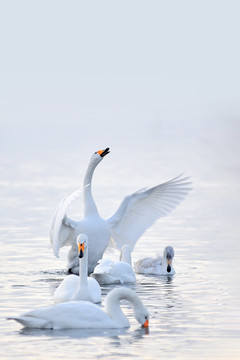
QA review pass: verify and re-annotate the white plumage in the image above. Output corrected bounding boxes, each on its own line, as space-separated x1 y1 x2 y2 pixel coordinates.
8 287 149 330
134 246 175 275
91 244 136 284
54 234 101 304
50 147 191 274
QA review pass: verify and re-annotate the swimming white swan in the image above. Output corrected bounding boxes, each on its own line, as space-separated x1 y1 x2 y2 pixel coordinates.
134 246 175 275
50 147 191 274
91 244 136 284
8 287 149 329
54 234 101 304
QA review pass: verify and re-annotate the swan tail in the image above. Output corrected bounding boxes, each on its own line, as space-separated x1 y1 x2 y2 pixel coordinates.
7 316 52 329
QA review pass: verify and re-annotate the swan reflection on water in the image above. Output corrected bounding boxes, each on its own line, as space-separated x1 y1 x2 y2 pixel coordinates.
19 326 128 339
19 326 149 345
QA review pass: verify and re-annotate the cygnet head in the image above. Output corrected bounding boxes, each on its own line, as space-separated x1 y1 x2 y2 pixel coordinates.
90 148 110 166
76 234 88 258
163 246 175 273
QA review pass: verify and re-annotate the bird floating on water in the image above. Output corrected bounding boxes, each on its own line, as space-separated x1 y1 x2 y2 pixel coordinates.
8 287 149 330
134 246 175 275
50 147 191 274
54 234 101 304
91 244 136 284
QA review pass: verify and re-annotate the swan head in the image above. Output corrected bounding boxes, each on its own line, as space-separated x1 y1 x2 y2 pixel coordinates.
134 306 150 328
163 246 175 273
131 289 149 328
76 234 88 258
90 148 110 166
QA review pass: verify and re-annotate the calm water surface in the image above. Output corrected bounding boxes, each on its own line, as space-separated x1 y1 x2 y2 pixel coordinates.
1 148 240 360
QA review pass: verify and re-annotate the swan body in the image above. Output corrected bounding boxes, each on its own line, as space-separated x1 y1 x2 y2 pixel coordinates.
8 287 149 330
91 244 136 284
134 246 175 275
54 234 101 303
50 147 191 274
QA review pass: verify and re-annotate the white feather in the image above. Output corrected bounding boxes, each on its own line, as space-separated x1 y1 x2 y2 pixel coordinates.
50 186 89 257
8 287 149 329
91 244 136 284
107 175 191 250
49 148 191 273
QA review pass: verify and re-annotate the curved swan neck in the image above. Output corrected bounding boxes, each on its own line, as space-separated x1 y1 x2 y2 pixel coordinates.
105 288 143 327
83 161 99 216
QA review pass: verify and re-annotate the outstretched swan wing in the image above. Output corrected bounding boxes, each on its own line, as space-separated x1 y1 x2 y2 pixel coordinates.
106 175 191 250
50 187 87 257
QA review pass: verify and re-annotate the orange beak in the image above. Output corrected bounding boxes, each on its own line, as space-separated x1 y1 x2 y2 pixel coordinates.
142 318 149 328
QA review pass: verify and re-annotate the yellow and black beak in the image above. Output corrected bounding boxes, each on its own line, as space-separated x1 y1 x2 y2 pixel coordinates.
78 243 85 258
167 259 172 273
97 148 110 157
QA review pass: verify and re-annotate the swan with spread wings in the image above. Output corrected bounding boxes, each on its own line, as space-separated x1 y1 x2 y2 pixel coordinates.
50 147 191 274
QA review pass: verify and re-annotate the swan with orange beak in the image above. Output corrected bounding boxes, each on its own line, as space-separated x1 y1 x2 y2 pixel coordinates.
54 234 101 303
50 147 190 275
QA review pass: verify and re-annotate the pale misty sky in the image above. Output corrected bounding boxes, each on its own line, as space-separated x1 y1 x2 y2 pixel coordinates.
0 0 239 173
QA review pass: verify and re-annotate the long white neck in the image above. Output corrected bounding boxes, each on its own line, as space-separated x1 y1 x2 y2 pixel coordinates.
83 161 99 216
79 247 88 289
119 245 132 265
71 248 89 301
105 288 143 327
